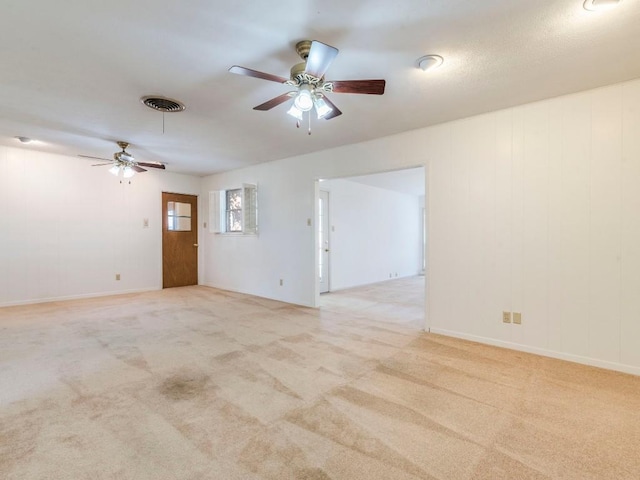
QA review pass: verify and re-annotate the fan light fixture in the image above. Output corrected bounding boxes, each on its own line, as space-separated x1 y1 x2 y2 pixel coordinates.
314 97 332 119
287 104 303 121
584 0 622 10
108 165 121 176
294 85 314 111
287 89 333 123
122 166 135 179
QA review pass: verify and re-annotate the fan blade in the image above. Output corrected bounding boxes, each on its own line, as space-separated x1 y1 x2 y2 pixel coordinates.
320 96 342 120
253 92 296 111
137 161 166 170
305 41 339 79
330 79 386 95
229 65 288 84
91 162 113 166
79 154 112 162
132 165 147 173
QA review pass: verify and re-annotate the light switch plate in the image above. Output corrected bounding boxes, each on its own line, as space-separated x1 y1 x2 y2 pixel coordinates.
513 312 522 325
503 311 511 323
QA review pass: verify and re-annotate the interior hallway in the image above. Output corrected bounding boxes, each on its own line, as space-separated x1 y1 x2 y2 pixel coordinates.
1 280 639 479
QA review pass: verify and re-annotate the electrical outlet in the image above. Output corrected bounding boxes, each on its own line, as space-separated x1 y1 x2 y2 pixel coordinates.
279 279 283 286
115 274 121 281
307 218 311 226
513 312 522 325
143 218 149 228
502 311 511 323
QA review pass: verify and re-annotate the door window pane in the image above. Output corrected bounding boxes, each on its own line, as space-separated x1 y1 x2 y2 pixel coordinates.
167 201 192 231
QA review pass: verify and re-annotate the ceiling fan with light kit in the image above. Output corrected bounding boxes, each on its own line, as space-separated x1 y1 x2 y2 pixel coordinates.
79 141 166 178
229 40 386 133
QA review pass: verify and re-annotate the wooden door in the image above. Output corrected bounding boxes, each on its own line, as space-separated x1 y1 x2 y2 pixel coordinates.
162 192 198 288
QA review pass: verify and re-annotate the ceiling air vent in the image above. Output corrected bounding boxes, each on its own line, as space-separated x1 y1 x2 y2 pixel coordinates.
140 96 186 113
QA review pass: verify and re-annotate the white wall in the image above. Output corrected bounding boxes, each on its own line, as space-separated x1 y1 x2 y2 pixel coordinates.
320 178 422 290
3 78 638 375
0 146 201 306
202 78 640 375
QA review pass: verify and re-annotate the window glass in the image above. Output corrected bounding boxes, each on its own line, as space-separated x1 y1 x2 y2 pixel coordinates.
225 189 242 232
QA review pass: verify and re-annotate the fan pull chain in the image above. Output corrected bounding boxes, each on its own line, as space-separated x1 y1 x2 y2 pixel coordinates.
162 112 165 134
308 111 311 135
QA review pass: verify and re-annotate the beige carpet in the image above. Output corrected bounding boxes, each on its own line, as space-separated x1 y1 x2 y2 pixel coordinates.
1 279 639 479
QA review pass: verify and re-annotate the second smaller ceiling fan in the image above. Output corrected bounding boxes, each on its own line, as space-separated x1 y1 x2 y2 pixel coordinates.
79 141 166 178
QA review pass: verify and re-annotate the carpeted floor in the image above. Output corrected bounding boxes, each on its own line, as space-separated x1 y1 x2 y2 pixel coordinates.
1 278 639 479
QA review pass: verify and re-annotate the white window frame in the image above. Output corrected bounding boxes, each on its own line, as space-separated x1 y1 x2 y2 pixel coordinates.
209 184 258 235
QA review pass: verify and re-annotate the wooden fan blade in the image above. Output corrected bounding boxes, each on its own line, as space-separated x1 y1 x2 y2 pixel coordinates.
91 162 113 166
137 161 166 170
330 79 386 95
320 96 342 120
79 154 112 162
132 165 147 173
253 92 296 111
229 65 288 84
305 41 339 79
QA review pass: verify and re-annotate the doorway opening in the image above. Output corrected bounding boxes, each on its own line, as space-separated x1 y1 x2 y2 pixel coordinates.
314 166 427 329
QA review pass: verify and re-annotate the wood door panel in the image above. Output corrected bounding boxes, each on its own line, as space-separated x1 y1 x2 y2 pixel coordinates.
162 192 198 288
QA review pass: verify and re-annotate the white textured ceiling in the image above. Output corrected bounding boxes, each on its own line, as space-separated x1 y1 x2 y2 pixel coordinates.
1 1 639 176
345 168 425 196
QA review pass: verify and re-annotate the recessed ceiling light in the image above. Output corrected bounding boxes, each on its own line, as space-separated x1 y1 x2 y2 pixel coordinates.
15 136 34 144
583 0 622 11
417 55 444 72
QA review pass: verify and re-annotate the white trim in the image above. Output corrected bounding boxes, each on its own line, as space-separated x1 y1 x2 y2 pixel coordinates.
201 282 314 308
424 162 430 333
0 287 161 308
312 180 320 308
326 274 423 294
430 328 640 377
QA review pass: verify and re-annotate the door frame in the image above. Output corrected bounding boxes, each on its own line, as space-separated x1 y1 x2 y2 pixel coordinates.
318 189 331 294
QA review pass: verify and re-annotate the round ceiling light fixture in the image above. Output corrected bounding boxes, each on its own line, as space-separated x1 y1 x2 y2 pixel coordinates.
140 96 186 113
583 0 622 11
417 55 444 72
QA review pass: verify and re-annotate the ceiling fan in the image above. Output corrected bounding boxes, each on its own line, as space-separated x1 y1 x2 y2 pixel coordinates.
229 40 385 129
79 141 166 178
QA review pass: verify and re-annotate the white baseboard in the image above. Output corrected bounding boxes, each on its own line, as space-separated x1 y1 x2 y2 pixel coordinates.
430 328 640 377
0 287 161 308
201 282 314 308
329 273 423 293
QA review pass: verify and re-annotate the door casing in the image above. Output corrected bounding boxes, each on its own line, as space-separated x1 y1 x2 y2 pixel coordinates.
319 190 330 294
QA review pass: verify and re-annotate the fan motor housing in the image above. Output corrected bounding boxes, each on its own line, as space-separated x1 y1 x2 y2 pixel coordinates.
290 62 307 80
295 40 312 60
